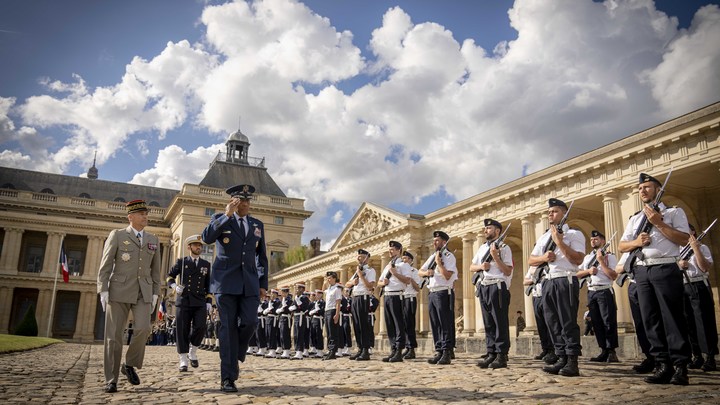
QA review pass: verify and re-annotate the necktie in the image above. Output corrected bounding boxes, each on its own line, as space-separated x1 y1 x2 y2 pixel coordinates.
194 259 198 267
137 232 142 245
239 217 246 237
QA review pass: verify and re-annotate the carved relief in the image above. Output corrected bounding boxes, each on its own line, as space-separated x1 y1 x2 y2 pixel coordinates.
345 209 400 243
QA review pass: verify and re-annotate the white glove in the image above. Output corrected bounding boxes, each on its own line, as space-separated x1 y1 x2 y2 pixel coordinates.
100 291 109 312
309 309 317 315
276 308 283 314
173 284 184 295
152 294 158 308
263 307 271 315
206 303 212 313
289 305 297 312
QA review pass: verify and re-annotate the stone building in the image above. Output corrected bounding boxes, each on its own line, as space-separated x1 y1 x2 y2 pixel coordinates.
0 128 311 341
271 102 720 356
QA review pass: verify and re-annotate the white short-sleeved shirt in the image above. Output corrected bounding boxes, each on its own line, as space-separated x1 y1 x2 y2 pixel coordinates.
620 203 689 259
530 224 586 275
352 265 377 296
685 244 713 278
524 267 542 297
379 258 411 292
324 284 343 312
420 249 457 289
472 242 514 287
579 252 618 286
403 267 423 296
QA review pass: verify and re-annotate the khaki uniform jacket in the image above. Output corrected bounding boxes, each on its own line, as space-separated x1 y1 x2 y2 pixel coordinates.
97 226 161 304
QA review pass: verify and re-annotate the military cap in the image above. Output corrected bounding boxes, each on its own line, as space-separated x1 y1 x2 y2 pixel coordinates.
303 291 311 296
389 240 402 250
358 249 370 256
295 282 306 289
280 285 290 291
433 230 449 241
315 289 324 294
326 271 338 279
484 218 502 230
225 184 256 199
270 289 279 294
590 230 605 239
185 234 203 245
548 198 568 209
126 199 148 214
638 173 662 186
402 251 414 260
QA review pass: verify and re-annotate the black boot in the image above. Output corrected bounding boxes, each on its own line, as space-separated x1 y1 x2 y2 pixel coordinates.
449 348 455 359
403 348 416 360
401 348 410 358
534 349 549 360
606 349 619 363
590 349 609 362
427 351 443 364
702 355 717 372
489 353 508 369
543 352 559 365
322 351 337 361
632 356 655 373
349 350 362 360
388 348 404 363
543 355 567 375
688 355 704 369
477 353 497 369
559 355 579 377
356 348 370 361
670 364 689 385
644 362 673 384
382 349 397 362
437 350 451 365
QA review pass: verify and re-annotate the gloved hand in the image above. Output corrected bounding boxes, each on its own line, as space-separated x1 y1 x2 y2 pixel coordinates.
309 308 317 315
152 294 158 308
289 305 297 312
206 303 212 313
276 308 283 314
100 291 109 312
172 283 184 295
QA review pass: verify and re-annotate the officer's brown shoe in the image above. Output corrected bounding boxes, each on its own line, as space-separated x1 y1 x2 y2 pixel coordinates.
559 355 580 377
543 355 567 375
437 350 451 365
644 362 673 384
489 353 508 369
477 353 497 368
702 355 717 372
104 382 117 393
120 364 140 385
670 365 689 385
427 351 442 364
633 356 655 373
606 349 619 363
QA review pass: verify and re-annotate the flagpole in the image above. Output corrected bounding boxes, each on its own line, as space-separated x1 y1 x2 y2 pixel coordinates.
46 234 65 338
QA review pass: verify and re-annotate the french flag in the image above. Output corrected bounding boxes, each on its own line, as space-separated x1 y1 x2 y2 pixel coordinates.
158 299 166 320
59 243 69 283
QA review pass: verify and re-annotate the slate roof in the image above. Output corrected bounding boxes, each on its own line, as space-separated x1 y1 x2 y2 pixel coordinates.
199 160 286 197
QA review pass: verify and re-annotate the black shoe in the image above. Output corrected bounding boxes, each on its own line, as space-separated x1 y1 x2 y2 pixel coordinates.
437 350 451 365
179 366 188 372
534 349 549 361
477 353 497 369
633 356 655 374
322 351 337 361
688 356 704 369
479 352 491 360
489 353 508 369
388 349 404 363
543 352 559 365
543 355 567 375
670 365 689 385
190 359 199 368
356 348 370 361
559 355 579 377
104 382 117 393
449 348 455 359
590 349 609 362
382 349 397 362
428 351 443 364
349 350 362 360
120 363 140 385
644 362 673 384
220 379 238 392
606 349 619 363
403 348 416 360
401 348 410 358
702 356 717 372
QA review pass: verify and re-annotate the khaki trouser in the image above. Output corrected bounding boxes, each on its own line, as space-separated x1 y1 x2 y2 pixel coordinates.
103 298 151 384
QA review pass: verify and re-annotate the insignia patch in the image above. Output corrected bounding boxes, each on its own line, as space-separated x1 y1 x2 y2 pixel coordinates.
223 237 230 244
148 243 157 251
123 240 130 245
201 268 208 276
254 227 262 237
121 252 131 262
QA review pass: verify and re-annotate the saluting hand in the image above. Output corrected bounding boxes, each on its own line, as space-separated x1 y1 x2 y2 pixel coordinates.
225 197 240 217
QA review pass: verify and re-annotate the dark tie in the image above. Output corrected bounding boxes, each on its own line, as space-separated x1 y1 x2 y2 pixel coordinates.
239 217 246 238
136 232 142 245
194 259 198 267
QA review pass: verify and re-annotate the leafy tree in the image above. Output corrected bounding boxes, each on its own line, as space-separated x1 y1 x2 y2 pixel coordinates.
284 245 313 267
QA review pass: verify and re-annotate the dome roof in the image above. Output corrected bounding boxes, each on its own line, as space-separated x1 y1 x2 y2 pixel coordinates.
227 129 249 143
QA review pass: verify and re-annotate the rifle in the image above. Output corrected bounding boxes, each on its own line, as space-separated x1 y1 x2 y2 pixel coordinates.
617 168 673 287
347 255 369 296
578 231 617 289
380 256 399 297
524 200 575 296
679 219 717 261
472 223 512 286
420 244 449 289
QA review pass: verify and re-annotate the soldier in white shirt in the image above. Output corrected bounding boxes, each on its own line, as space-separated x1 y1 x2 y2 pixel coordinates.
576 230 619 363
345 249 376 361
529 198 585 377
619 173 691 385
401 251 422 360
322 272 343 360
470 219 514 369
523 268 555 364
378 241 413 363
418 230 456 365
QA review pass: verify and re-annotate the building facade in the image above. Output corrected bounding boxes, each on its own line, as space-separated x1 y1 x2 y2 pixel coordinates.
0 129 311 342
271 103 720 352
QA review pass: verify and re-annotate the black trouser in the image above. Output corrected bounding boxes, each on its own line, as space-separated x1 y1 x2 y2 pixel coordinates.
429 290 453 352
279 315 292 350
351 295 372 349
215 293 259 381
176 305 208 354
265 315 279 349
369 314 376 347
384 294 406 351
304 316 311 349
402 296 418 349
341 314 353 348
533 295 553 351
588 288 618 350
256 316 267 348
449 289 456 349
293 314 308 351
324 310 340 353
683 281 719 356
479 282 511 354
635 263 691 366
310 316 324 350
542 276 582 356
628 281 651 356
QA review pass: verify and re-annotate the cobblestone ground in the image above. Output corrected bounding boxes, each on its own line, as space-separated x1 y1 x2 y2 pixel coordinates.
1 343 719 404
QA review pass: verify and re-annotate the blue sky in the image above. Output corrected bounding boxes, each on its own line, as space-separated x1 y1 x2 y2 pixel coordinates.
1 0 719 247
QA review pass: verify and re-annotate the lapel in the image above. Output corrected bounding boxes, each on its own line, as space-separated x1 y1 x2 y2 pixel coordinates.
126 226 141 247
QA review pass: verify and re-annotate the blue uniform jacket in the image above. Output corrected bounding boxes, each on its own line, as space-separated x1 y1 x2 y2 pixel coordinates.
202 212 269 295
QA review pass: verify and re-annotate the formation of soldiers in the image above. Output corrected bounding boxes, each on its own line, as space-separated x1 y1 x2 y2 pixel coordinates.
168 173 717 388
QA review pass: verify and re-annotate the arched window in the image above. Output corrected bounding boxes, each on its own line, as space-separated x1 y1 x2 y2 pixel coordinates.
148 201 160 207
1 183 15 189
78 193 92 199
114 197 126 202
40 188 54 194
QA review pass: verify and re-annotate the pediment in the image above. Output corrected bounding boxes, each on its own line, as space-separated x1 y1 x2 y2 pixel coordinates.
331 202 407 251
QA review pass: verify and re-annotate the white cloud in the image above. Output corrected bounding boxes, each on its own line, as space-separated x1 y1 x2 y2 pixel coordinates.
332 210 344 224
129 143 224 189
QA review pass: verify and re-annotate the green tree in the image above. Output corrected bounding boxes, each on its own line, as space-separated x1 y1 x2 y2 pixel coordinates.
284 245 313 267
14 304 39 337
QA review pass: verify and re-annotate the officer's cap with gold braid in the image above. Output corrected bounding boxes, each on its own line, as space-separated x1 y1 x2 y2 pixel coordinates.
433 230 449 241
226 184 255 199
185 234 204 246
126 199 148 214
639 173 662 186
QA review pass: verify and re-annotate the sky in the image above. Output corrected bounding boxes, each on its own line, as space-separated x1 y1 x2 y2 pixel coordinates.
1 0 719 249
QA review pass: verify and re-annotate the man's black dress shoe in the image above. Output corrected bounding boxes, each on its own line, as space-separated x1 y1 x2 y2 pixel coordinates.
121 363 140 385
104 382 117 393
190 359 199 368
221 379 238 392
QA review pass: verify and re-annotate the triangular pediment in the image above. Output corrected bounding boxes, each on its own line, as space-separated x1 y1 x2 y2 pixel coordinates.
331 202 408 251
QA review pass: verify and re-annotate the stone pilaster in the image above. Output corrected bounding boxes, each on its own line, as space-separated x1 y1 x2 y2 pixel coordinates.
461 233 476 336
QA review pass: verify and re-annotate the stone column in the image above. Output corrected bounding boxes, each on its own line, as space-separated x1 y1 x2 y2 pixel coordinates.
461 233 476 336
603 192 633 332
41 232 65 277
0 228 24 273
83 235 105 280
521 216 537 333
160 242 171 285
377 252 389 336
37 288 53 337
417 245 431 335
0 286 13 333
474 233 485 335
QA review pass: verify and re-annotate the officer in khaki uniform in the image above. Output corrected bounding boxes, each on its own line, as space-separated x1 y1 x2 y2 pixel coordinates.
97 199 161 393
